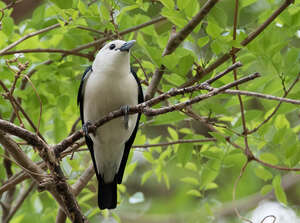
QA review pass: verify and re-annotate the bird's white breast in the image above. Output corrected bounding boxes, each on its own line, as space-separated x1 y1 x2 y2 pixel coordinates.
83 68 138 181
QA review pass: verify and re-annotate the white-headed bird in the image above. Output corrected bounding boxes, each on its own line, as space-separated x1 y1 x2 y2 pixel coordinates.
77 40 143 209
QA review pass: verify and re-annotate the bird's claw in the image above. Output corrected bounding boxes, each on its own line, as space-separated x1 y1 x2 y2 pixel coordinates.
121 105 130 129
83 120 93 136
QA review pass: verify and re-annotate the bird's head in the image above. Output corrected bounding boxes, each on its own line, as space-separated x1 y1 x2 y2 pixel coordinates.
93 39 136 73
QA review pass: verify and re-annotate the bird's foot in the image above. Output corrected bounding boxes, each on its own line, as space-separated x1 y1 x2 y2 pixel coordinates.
120 105 130 129
82 120 93 136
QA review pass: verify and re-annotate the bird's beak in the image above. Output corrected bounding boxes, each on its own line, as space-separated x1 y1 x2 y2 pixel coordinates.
119 40 136 52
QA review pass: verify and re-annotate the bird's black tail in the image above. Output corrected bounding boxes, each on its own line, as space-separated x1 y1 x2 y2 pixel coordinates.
98 176 117 210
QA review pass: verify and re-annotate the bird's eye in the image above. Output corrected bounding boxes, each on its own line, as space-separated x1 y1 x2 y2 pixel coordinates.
109 44 116 50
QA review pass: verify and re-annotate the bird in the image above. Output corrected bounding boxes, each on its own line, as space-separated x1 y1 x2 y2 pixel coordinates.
77 40 144 210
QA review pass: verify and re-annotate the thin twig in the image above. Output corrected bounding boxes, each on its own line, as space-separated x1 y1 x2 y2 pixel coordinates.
231 0 252 162
0 0 22 22
145 0 219 99
0 80 24 127
232 161 253 223
76 26 104 35
0 162 46 196
1 48 92 59
254 157 300 171
110 9 120 39
0 153 49 178
0 80 46 142
143 73 260 116
73 16 166 52
1 16 166 59
21 75 43 135
4 182 35 223
221 89 300 105
132 53 149 81
248 74 300 134
133 138 216 148
182 0 295 87
0 23 63 55
69 117 81 136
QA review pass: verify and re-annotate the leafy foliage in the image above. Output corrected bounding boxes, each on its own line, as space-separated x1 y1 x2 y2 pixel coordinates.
0 0 299 223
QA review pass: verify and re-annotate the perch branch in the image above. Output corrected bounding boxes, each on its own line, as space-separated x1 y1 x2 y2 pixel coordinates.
53 72 260 155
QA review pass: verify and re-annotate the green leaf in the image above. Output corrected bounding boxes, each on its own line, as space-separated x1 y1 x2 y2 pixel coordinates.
100 4 110 21
177 143 193 165
260 184 273 195
77 0 87 14
141 170 153 185
162 54 178 71
272 175 287 205
184 0 198 18
10 214 24 223
168 127 178 140
160 0 174 9
185 162 197 171
200 160 221 189
259 153 279 165
205 182 218 190
57 95 69 111
274 114 290 129
117 184 126 193
187 189 202 197
2 17 14 36
209 6 227 28
50 0 73 9
181 177 199 186
111 212 121 223
209 132 226 144
255 166 273 181
206 21 222 38
197 36 210 48
177 0 191 10
124 162 137 177
143 151 154 163
178 55 194 76
161 8 187 27
163 172 170 189
241 0 257 8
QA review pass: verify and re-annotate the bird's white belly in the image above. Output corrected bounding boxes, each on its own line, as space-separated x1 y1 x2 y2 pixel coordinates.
83 70 138 181
84 74 138 143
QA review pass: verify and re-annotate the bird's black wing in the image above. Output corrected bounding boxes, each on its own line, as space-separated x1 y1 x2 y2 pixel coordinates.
77 66 100 180
116 68 144 184
77 66 92 122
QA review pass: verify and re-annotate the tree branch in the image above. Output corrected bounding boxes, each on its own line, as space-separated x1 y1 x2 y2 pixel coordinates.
221 89 300 105
53 72 260 156
72 16 166 52
143 73 260 116
145 0 219 100
248 74 300 134
182 0 295 87
0 23 63 55
0 48 92 59
0 123 87 222
56 165 95 223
